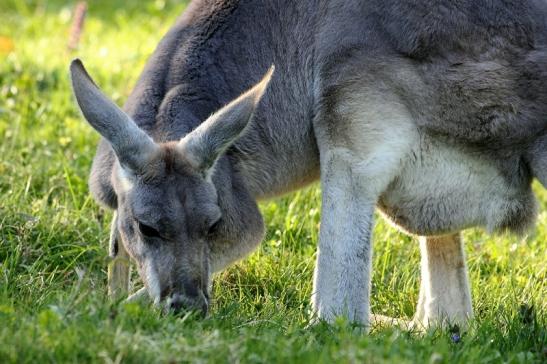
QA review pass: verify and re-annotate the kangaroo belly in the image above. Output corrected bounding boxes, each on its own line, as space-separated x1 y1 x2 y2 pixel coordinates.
378 138 537 236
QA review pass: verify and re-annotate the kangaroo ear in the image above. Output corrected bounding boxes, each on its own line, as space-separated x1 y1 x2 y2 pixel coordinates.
177 66 274 173
70 59 158 171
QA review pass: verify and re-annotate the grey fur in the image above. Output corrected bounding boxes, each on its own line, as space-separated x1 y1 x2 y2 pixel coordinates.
70 60 158 172
71 0 547 324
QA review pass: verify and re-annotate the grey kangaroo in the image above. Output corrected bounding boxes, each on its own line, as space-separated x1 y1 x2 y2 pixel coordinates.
70 0 547 328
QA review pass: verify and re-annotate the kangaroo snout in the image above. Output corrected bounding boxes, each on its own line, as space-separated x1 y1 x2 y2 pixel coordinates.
165 291 209 317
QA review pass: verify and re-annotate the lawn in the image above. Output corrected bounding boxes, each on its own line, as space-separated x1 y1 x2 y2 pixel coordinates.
0 1 545 363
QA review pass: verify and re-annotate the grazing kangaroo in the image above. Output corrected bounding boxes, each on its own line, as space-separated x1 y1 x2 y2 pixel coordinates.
70 0 547 328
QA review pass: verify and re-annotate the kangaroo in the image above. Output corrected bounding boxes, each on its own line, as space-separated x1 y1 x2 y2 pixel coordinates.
70 0 547 328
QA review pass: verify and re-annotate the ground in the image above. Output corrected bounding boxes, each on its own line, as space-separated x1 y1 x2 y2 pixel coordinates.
0 1 545 363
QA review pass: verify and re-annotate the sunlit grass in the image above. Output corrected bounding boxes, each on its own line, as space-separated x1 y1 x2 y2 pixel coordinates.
0 1 545 362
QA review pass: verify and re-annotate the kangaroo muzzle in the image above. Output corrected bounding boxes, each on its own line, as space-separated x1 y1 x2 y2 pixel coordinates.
166 290 209 316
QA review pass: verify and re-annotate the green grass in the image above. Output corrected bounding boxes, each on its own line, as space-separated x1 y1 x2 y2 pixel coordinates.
0 1 545 362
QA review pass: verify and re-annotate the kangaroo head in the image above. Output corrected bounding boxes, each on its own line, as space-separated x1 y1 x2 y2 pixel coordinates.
70 59 272 315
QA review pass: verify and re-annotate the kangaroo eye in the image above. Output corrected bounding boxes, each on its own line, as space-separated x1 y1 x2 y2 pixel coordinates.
207 218 221 236
138 221 161 238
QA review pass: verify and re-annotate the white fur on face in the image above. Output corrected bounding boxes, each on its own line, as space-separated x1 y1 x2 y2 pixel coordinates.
143 260 161 305
116 166 135 193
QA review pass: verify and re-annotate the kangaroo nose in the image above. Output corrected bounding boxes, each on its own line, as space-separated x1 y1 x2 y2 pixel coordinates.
169 297 185 313
167 293 208 317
